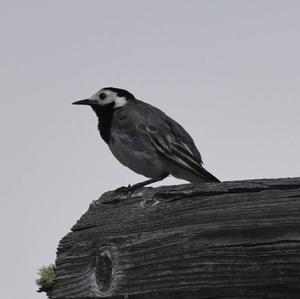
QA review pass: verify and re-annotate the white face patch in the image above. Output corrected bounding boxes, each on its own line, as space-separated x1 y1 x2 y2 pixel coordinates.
89 89 128 109
114 96 127 108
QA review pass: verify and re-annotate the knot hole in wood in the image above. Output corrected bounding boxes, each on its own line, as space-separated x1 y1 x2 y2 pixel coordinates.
95 246 113 293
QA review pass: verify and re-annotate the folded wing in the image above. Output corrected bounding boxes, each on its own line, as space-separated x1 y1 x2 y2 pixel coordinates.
146 125 220 183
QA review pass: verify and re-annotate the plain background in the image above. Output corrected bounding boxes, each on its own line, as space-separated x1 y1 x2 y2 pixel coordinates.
0 1 299 298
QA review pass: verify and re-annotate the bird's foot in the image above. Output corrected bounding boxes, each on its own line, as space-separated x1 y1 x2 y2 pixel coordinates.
115 184 133 194
115 184 142 196
113 185 136 200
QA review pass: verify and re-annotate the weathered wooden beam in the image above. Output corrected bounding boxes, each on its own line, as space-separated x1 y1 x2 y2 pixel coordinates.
49 177 300 299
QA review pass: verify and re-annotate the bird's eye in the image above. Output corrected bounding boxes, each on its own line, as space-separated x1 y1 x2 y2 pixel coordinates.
99 93 106 100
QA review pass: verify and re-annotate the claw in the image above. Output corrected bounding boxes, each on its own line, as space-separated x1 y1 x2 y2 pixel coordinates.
115 185 132 194
115 184 144 200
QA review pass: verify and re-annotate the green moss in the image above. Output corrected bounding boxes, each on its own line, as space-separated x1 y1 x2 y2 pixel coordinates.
36 264 56 291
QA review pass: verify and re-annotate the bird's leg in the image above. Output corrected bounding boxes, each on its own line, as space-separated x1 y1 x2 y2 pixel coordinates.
129 173 169 192
115 173 169 194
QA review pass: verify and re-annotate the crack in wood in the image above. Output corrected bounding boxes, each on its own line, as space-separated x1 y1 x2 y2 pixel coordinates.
209 239 300 249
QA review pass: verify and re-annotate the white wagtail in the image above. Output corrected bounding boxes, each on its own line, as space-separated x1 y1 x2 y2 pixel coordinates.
73 87 220 190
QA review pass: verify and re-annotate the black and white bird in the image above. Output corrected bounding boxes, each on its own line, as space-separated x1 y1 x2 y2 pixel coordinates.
73 87 220 190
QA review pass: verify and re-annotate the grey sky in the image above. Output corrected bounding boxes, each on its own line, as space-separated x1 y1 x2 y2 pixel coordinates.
1 1 299 298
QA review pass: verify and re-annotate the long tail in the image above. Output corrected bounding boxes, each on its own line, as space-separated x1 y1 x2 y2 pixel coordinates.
196 166 220 183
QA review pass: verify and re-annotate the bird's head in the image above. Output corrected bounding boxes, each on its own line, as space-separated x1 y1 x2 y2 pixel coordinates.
72 87 135 110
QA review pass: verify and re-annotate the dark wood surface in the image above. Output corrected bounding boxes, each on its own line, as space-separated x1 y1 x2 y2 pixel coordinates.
49 177 300 299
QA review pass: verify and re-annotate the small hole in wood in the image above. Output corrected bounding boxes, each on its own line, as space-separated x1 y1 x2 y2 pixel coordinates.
95 246 113 292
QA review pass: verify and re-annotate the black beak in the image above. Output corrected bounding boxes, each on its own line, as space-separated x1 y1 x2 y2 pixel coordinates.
72 99 91 105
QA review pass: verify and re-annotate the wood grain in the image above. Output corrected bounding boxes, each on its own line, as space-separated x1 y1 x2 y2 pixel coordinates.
49 177 300 299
